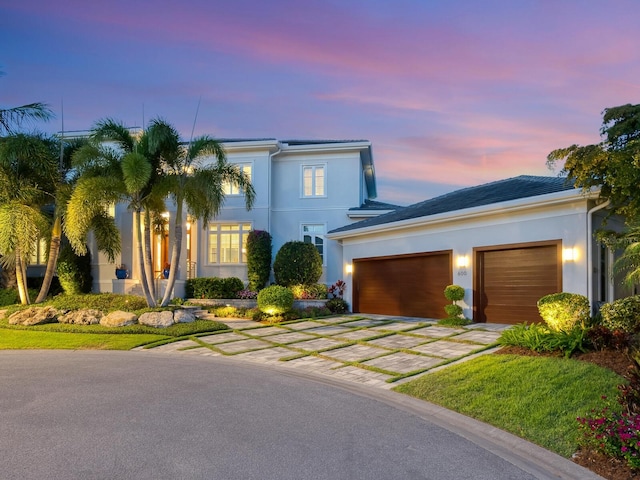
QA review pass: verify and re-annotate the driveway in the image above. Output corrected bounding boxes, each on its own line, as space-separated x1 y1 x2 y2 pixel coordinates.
0 350 599 480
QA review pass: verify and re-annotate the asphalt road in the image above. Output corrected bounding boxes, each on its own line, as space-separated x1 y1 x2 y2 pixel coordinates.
0 351 598 480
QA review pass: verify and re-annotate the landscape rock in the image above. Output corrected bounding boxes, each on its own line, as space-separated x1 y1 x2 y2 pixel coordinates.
138 311 175 328
58 309 104 325
8 306 60 326
100 310 138 327
173 309 196 323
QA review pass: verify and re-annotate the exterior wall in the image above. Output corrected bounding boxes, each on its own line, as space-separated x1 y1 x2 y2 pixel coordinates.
336 199 593 321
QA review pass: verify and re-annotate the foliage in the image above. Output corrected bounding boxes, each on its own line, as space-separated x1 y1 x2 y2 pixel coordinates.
498 322 589 357
185 277 245 299
328 280 346 299
326 297 349 314
437 316 471 327
46 293 149 312
257 285 294 315
586 325 633 351
444 284 465 302
618 354 640 416
246 230 272 291
0 71 53 135
56 243 93 295
600 296 640 333
547 103 640 222
0 288 19 306
444 304 463 318
273 241 322 287
237 289 258 299
537 292 590 332
290 283 328 299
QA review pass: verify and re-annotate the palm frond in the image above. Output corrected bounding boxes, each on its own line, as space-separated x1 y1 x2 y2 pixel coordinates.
0 102 54 135
92 118 135 152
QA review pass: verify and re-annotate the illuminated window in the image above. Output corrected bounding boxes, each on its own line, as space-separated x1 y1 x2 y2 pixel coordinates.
222 163 252 195
208 223 251 263
302 165 325 197
302 224 325 262
29 238 48 265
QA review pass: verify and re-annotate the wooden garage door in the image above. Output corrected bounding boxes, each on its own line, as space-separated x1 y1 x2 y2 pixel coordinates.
475 241 561 324
353 252 451 318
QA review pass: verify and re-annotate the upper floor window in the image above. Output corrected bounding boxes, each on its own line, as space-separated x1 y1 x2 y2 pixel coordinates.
29 238 48 265
302 164 325 197
208 223 251 264
223 163 252 195
302 224 325 263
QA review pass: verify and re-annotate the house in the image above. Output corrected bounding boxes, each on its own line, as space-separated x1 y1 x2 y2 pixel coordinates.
90 138 397 297
327 175 629 324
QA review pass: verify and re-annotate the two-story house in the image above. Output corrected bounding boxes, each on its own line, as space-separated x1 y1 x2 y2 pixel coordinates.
92 138 395 297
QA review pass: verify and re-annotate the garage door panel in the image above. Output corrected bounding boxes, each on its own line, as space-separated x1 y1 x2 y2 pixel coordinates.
354 253 451 318
476 243 561 324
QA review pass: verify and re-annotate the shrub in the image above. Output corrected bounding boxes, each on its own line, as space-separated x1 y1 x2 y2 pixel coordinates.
257 285 294 315
237 289 258 299
185 277 245 299
290 283 328 300
444 285 465 302
57 243 93 295
0 288 19 306
326 297 349 314
444 304 463 318
247 230 272 291
498 322 589 357
47 293 148 312
600 296 640 333
273 241 322 287
537 292 590 332
586 325 632 351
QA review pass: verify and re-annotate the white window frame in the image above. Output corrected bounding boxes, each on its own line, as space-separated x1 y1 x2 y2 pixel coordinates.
208 223 252 264
30 237 48 265
223 163 252 196
301 164 326 198
301 223 326 265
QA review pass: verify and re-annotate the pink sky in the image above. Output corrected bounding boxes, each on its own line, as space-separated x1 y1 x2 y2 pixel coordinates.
3 0 640 204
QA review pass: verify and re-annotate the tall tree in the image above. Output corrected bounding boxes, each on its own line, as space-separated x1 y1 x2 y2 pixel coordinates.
0 134 57 304
145 119 255 306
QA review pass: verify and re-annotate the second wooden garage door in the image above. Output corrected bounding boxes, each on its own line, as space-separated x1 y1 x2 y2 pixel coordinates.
475 241 562 324
353 252 451 318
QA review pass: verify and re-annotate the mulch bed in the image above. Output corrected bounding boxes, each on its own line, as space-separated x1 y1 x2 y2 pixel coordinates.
495 346 639 480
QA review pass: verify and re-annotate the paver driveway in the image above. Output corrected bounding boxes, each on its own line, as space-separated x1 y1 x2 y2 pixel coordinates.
137 314 510 389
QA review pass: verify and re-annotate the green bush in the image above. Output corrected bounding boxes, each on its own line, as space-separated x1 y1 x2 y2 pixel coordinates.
57 243 93 295
257 285 294 315
47 293 148 312
537 292 590 332
273 241 322 287
498 322 589 357
185 277 245 299
0 288 19 306
326 297 349 314
444 285 465 302
600 296 640 333
290 283 328 299
444 304 463 318
246 230 272 291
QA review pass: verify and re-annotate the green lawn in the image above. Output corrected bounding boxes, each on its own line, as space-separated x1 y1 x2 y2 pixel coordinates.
0 329 169 350
394 353 622 457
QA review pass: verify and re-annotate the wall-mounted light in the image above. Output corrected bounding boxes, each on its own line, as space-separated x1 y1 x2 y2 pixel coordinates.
345 264 353 274
456 255 469 269
563 247 578 262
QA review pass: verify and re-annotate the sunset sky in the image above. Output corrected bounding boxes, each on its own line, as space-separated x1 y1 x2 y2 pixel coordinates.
3 0 640 204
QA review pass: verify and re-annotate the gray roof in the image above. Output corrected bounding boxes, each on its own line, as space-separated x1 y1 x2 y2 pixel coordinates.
349 199 401 211
330 175 576 234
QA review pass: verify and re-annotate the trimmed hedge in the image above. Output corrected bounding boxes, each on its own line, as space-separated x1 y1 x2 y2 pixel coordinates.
537 292 590 332
257 285 294 314
600 296 640 333
247 230 272 291
290 283 328 300
185 277 244 299
273 241 322 287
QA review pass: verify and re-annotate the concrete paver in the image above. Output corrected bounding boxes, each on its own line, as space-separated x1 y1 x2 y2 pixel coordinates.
198 332 248 343
363 352 444 373
290 337 347 351
331 329 382 341
412 340 485 358
454 330 502 344
242 326 289 337
262 332 317 344
409 326 465 337
324 344 390 362
214 338 274 354
284 320 327 330
367 334 428 349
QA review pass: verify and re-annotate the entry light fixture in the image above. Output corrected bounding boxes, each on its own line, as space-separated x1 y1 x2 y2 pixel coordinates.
456 255 469 269
345 264 353 274
563 247 578 262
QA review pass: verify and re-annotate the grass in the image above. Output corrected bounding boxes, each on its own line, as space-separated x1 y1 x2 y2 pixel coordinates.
0 329 168 350
394 353 622 457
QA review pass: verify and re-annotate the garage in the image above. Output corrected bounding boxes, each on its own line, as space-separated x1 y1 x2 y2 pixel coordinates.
474 241 562 324
353 251 452 318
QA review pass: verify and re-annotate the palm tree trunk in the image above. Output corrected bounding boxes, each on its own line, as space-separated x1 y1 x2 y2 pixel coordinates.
142 211 156 300
15 247 30 305
134 211 156 307
35 215 61 303
160 201 182 306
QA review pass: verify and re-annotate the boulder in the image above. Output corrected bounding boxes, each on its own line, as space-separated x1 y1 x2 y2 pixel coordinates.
100 310 138 327
173 309 196 323
8 306 60 326
138 311 175 328
58 309 103 325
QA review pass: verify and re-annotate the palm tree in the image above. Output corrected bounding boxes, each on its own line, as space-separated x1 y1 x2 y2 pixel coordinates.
65 119 163 307
0 134 58 304
0 71 54 135
145 119 255 306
